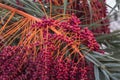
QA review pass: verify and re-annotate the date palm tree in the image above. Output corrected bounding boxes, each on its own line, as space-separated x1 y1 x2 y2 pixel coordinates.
0 0 120 80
